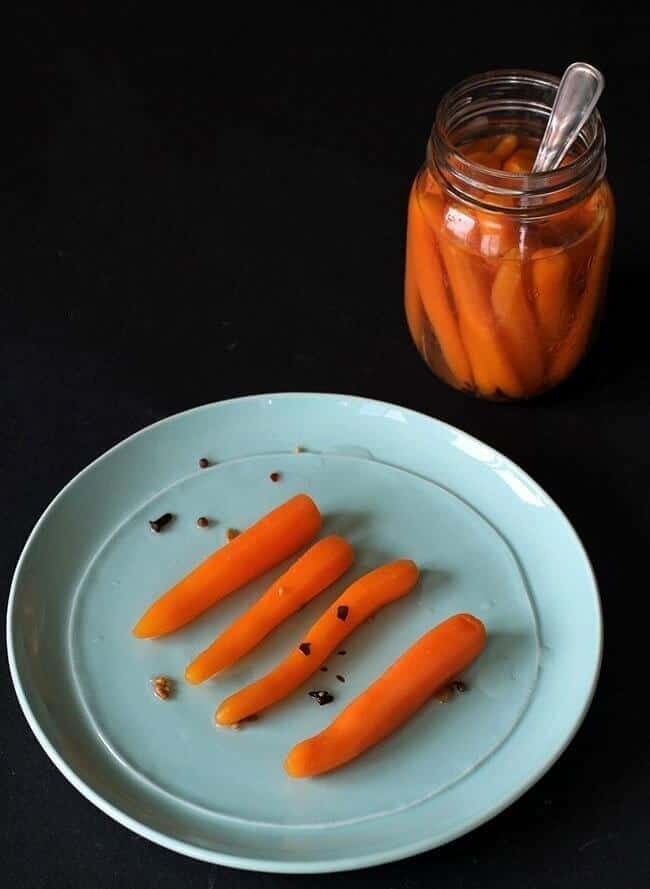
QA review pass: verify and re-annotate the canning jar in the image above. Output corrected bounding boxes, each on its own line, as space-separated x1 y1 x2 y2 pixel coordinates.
405 69 614 399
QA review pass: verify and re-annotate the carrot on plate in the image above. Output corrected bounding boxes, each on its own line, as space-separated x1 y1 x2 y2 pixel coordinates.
215 560 419 726
133 493 322 639
185 536 354 683
285 613 487 778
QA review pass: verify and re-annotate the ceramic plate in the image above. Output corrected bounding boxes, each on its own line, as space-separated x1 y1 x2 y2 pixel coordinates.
7 394 601 872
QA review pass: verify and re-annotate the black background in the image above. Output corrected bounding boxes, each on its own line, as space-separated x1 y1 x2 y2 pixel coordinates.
3 13 650 889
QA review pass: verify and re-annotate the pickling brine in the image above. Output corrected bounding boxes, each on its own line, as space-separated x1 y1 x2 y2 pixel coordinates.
405 70 614 399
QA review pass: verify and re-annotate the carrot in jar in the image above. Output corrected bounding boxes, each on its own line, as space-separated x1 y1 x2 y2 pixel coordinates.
465 150 503 169
438 238 525 398
133 494 322 638
491 247 546 392
404 186 427 350
548 183 614 384
284 613 487 777
531 247 572 347
185 536 354 683
502 147 536 173
476 209 518 258
407 184 474 388
492 133 519 162
215 560 419 725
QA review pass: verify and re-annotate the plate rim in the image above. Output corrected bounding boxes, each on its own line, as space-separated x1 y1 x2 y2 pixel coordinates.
6 392 603 873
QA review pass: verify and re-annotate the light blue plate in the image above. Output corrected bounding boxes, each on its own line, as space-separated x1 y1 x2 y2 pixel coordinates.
7 394 601 873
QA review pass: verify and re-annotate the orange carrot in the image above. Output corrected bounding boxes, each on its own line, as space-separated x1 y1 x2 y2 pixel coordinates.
549 183 615 384
438 239 525 398
460 135 499 155
531 247 572 347
215 560 419 725
491 247 546 392
407 186 474 388
476 209 518 258
465 150 502 169
285 613 487 777
502 147 536 173
404 186 426 350
185 536 354 683
133 494 322 638
492 133 519 162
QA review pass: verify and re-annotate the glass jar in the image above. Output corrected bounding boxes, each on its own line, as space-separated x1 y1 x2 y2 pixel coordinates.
405 69 614 399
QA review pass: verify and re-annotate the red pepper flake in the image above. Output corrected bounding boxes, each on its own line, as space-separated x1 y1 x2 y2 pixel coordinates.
336 674 345 683
199 457 210 469
298 642 311 656
226 528 240 541
336 605 349 621
269 472 280 482
149 513 173 533
338 650 346 655
196 516 209 528
451 680 467 694
308 690 334 706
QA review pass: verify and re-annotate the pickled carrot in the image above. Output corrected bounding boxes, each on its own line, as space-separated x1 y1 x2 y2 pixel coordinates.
466 150 502 169
492 133 519 162
216 560 419 725
284 613 487 777
133 494 322 638
438 239 525 398
185 536 354 683
502 147 536 173
476 210 518 258
490 247 546 392
407 185 474 388
531 247 572 346
549 183 615 383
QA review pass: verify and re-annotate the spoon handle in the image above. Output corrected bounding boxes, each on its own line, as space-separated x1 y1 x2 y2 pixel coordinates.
532 62 605 173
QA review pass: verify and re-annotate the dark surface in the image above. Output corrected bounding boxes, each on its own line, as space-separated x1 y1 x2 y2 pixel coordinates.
3 20 650 889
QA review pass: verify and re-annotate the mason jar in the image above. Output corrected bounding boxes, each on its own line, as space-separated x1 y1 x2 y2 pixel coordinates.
405 69 614 399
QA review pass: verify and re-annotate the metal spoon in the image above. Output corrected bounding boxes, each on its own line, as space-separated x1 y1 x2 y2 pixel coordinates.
532 62 605 173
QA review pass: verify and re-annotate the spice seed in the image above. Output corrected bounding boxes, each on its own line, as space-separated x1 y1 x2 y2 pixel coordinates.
338 650 346 655
269 472 280 482
151 675 173 700
436 686 453 704
336 674 345 683
149 513 173 533
451 680 467 693
298 642 311 656
199 457 209 469
226 528 240 541
308 690 334 706
293 446 304 454
336 605 349 621
320 666 328 672
197 516 209 528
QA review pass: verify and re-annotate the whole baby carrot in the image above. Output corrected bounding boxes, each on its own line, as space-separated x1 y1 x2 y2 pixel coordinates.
502 147 536 173
438 239 525 398
133 494 321 638
215 560 419 726
549 183 615 384
285 613 487 778
491 247 546 393
185 536 354 683
531 247 572 347
407 185 474 388
404 185 427 351
491 133 519 162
